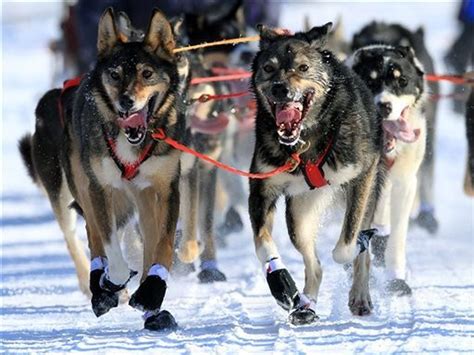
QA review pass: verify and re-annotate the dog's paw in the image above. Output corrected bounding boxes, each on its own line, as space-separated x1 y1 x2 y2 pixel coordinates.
217 207 244 240
288 307 319 325
144 310 178 331
349 289 373 316
414 210 439 235
386 279 412 297
92 290 119 317
171 258 196 277
177 240 200 263
129 275 167 311
266 268 299 311
198 268 227 283
89 269 119 317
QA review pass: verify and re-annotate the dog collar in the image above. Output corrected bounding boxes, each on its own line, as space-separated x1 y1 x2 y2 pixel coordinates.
103 130 157 180
301 136 334 189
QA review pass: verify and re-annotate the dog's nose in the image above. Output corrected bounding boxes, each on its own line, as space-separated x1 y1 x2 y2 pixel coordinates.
119 95 134 112
377 102 392 118
271 83 290 100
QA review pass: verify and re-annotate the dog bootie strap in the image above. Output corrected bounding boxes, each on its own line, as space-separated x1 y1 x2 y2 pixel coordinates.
356 229 378 254
265 258 299 311
200 260 218 271
148 263 169 281
91 256 108 271
100 269 138 293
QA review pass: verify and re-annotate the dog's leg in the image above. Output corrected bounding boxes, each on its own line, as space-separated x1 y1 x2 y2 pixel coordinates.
249 177 303 316
197 165 226 283
349 250 372 315
333 159 378 264
30 133 90 296
51 182 90 297
285 193 328 325
414 97 438 234
129 176 180 331
385 175 417 296
78 183 132 317
177 163 200 263
215 132 245 242
371 179 392 267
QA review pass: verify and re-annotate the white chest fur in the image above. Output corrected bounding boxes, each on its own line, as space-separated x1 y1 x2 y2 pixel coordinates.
92 134 177 190
261 160 361 197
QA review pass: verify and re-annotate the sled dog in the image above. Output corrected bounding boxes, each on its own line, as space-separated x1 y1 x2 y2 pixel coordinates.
348 44 427 295
248 23 385 324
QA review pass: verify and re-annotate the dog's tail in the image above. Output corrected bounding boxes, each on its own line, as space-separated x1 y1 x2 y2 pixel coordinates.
18 134 38 183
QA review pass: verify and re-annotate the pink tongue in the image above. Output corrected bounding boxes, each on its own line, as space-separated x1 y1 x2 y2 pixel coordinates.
382 118 420 143
276 106 302 127
117 111 147 130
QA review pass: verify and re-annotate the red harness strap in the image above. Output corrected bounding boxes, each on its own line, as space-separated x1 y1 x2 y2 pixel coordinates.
58 76 82 127
104 136 157 180
302 137 334 189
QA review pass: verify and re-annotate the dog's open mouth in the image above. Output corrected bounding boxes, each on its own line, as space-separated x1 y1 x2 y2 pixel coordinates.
117 96 156 145
382 106 420 153
272 91 314 146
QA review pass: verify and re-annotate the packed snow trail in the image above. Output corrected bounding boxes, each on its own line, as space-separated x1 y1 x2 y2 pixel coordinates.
1 2 473 353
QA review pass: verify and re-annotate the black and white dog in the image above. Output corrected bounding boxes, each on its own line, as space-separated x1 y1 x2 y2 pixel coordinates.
348 44 427 295
352 22 439 235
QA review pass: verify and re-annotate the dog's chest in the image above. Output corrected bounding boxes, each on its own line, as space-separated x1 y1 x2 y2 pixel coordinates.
94 156 175 190
92 136 178 190
262 160 362 196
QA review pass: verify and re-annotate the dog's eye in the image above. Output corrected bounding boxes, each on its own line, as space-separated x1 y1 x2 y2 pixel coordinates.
110 71 120 81
399 76 408 87
298 64 309 72
142 70 153 79
263 64 275 73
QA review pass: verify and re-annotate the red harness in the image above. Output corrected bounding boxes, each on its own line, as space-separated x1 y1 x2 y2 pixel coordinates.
103 134 157 180
301 137 334 189
58 76 82 127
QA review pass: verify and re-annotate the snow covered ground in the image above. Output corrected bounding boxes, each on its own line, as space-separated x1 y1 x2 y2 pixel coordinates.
1 2 473 353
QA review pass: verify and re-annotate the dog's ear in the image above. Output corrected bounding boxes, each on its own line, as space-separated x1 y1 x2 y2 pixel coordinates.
116 11 132 42
145 9 176 61
331 17 345 42
257 24 284 50
345 49 361 68
305 22 332 49
97 8 120 57
396 45 424 76
407 47 425 76
415 26 425 41
170 16 184 37
395 45 411 58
